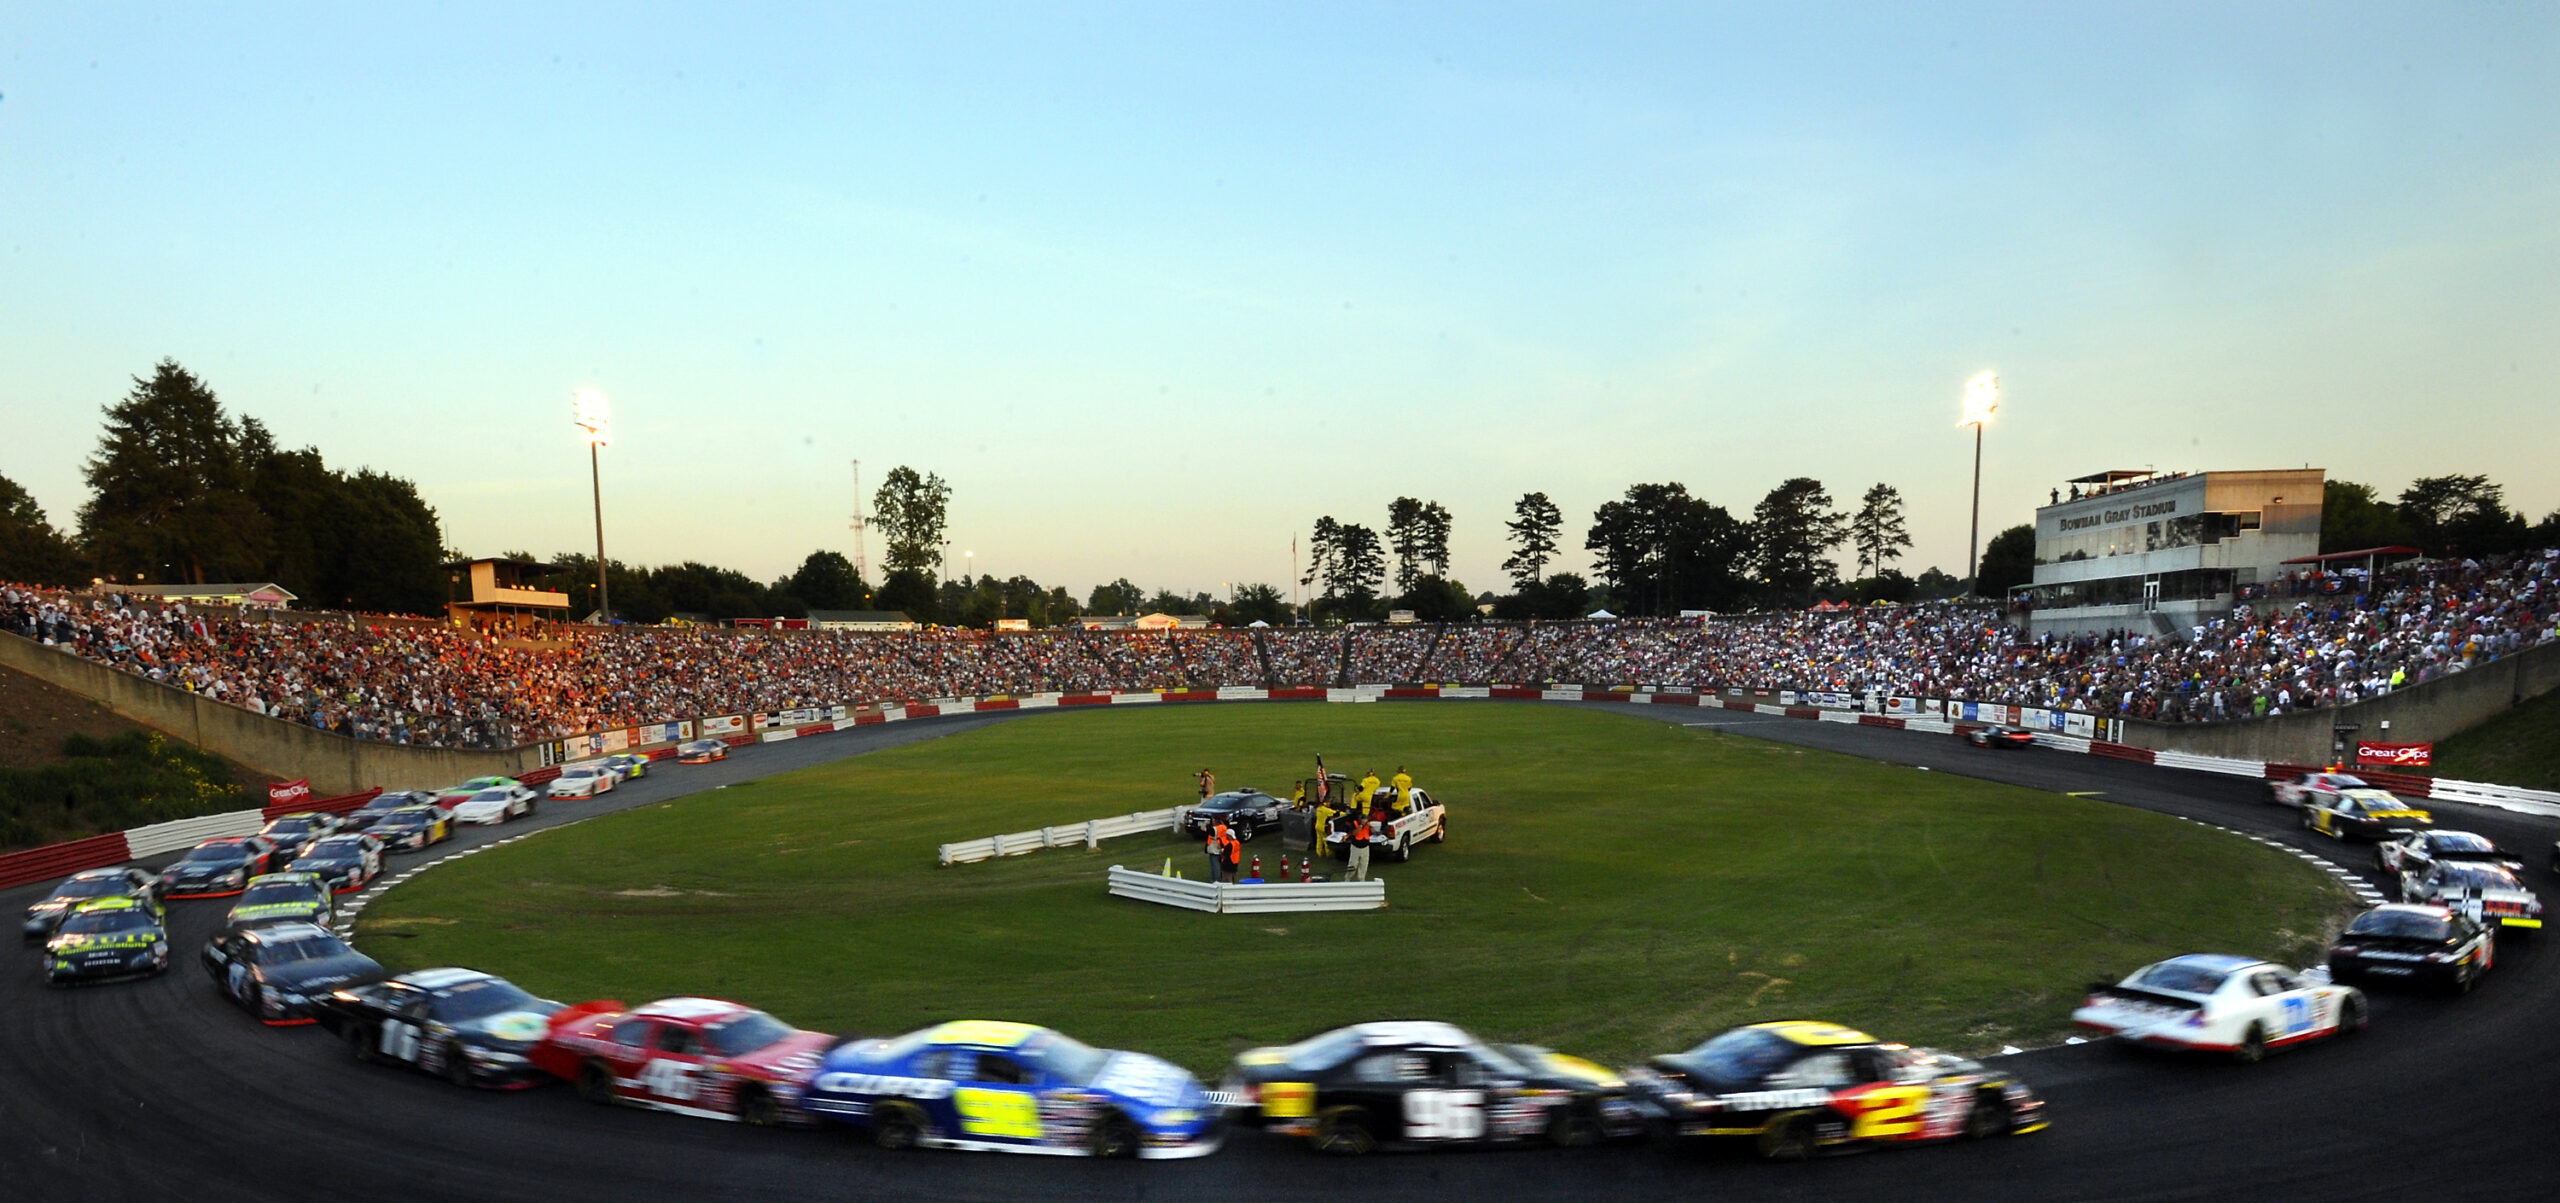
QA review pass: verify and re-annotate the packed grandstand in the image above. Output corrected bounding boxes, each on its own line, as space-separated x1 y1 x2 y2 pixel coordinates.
5 551 2555 751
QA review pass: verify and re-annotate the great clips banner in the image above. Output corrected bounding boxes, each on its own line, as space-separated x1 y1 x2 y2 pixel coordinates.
2356 741 2433 768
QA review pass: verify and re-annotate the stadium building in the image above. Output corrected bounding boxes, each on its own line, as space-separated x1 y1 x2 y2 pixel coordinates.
2022 468 2323 638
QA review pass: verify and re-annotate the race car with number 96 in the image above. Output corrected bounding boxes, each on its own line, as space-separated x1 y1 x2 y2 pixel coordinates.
1221 1021 1643 1154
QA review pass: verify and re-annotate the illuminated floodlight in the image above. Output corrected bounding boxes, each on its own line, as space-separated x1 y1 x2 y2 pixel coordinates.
574 388 613 445
1958 371 2000 427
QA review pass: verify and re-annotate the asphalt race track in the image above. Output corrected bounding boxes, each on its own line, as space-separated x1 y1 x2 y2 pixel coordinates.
6 703 2555 1202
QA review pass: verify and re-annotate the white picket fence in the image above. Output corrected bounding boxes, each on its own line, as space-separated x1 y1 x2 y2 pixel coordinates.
124 809 268 858
1105 865 1386 914
938 806 1191 867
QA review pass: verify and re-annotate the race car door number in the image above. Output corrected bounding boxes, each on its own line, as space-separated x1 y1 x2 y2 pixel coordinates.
379 1021 422 1062
1403 1090 1486 1140
952 1086 1043 1139
638 1058 701 1100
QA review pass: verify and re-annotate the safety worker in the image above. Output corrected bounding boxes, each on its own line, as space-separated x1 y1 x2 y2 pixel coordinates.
1221 821 1245 882
1290 781 1308 808
1312 795 1337 859
1204 819 1228 880
1391 765 1414 815
1359 769 1381 808
1345 811 1374 882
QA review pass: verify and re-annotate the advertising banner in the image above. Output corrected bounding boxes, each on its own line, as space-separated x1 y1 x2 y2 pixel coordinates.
702 715 745 736
828 705 849 722
753 712 784 731
2356 741 2434 767
782 707 824 725
2064 713 2097 738
1885 697 1919 715
267 779 312 807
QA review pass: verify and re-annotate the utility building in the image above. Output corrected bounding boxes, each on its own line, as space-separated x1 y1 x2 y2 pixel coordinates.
2023 468 2324 637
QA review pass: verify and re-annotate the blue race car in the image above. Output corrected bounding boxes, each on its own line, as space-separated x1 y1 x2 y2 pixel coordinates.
801 1020 1221 1159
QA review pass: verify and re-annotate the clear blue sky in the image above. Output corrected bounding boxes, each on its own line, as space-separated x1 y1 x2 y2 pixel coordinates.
5 4 2554 597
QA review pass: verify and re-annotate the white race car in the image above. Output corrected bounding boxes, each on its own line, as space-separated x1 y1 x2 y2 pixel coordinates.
546 764 619 799
2071 954 2366 1062
449 785 540 825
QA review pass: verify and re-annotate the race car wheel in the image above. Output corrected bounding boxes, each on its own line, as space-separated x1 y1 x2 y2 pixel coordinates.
2340 994 2369 1034
1963 1093 2010 1140
576 1060 619 1105
872 1102 925 1151
1545 1105 1604 1149
1311 1107 1378 1155
737 1086 781 1127
441 1042 473 1087
2452 962 2477 996
1757 1112 1819 1161
348 1024 377 1065
1088 1112 1140 1159
2234 1024 2267 1065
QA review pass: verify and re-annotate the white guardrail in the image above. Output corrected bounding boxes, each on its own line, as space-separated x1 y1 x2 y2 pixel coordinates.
124 809 268 859
938 806 1192 867
2151 750 2274 779
1106 865 1386 914
2428 778 2560 820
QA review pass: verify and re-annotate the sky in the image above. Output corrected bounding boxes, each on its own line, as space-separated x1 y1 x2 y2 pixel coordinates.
4 4 2555 600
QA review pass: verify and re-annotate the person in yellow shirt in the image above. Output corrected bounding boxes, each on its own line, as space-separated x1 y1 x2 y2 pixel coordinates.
1312 796 1338 859
1358 770 1382 813
1390 766 1414 815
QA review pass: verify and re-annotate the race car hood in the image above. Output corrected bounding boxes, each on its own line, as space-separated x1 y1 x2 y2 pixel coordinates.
48 929 164 955
447 1006 566 1050
1086 1051 1212 1113
228 902 326 924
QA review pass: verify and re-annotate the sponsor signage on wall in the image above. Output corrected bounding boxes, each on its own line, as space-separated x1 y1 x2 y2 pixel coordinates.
2357 741 2434 767
267 779 312 807
702 715 745 736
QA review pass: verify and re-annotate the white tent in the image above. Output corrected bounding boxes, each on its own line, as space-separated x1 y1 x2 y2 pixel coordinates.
1246 619 1271 628
1586 609 1617 619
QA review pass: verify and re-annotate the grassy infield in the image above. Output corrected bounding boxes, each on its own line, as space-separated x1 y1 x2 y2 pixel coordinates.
359 705 2355 1075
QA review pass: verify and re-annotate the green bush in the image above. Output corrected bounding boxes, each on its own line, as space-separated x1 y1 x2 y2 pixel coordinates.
0 730 249 851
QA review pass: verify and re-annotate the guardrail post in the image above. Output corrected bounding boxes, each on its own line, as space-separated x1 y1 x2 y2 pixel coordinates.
938 843 954 867
1085 820 1099 849
991 833 1005 857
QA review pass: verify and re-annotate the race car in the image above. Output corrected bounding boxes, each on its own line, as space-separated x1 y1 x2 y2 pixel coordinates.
201 921 385 1025
676 739 728 764
1180 790 1288 841
257 812 344 861
23 867 163 943
805 1019 1223 1159
2267 770 2407 811
44 896 171 986
2327 904 2496 993
224 872 336 929
545 764 618 799
2376 829 2521 877
319 967 566 1088
289 832 385 893
343 790 439 832
1960 725 2037 749
1221 1020 1641 1154
369 805 455 852
158 836 281 898
2071 954 2365 1062
2300 790 2432 841
1621 1021 2046 1159
441 775 525 799
2399 860 2543 932
530 996 834 1125
448 783 540 825
604 753 651 781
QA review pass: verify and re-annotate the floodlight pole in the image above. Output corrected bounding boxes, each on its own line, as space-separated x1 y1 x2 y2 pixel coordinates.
1967 421 1982 596
590 441 610 623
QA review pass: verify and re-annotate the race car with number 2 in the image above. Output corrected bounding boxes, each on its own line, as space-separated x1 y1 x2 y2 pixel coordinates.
1621 1021 2046 1159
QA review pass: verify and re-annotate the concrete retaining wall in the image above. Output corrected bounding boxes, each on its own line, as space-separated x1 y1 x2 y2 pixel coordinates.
2119 637 2560 763
0 633 534 794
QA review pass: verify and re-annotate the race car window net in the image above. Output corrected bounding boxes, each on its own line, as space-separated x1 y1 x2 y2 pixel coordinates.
609 1019 652 1047
654 1026 701 1055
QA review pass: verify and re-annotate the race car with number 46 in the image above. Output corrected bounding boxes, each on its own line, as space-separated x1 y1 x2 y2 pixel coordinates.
2071 954 2366 1062
1221 1021 1642 1154
529 996 833 1125
804 1020 1223 1159
1621 1021 2046 1159
319 968 565 1088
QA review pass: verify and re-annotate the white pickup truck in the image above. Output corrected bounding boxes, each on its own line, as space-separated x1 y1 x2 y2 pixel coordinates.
1373 788 1448 863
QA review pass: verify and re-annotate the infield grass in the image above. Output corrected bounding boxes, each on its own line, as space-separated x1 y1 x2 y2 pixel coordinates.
357 704 2358 1074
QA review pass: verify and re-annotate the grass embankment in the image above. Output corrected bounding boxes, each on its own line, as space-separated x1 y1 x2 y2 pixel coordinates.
0 730 251 850
2431 687 2560 792
359 704 2356 1074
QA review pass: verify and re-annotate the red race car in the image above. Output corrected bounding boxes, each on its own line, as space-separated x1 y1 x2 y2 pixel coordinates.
529 996 834 1125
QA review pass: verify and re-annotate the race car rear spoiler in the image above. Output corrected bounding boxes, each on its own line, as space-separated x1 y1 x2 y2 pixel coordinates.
2084 984 2204 1011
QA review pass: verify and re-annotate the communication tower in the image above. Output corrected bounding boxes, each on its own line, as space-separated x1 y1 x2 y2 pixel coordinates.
849 460 870 588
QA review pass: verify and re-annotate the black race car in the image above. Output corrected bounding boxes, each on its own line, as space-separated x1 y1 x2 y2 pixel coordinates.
1961 725 2037 749
23 867 163 943
158 837 281 899
2327 904 2496 993
369 805 454 853
201 921 384 1025
1221 1020 1643 1153
1181 790 1289 841
1622 1021 2046 1159
291 833 385 893
318 967 565 1088
44 896 172 985
224 872 336 929
257 811 344 861
343 791 438 833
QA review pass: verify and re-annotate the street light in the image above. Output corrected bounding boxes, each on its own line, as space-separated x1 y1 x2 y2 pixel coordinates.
573 388 613 623
1958 371 1999 596
965 550 975 585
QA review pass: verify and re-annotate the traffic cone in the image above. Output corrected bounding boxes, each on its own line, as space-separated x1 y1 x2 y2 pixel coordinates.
1161 858 1172 877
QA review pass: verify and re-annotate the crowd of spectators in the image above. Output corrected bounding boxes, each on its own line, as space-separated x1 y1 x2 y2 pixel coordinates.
6 552 2555 750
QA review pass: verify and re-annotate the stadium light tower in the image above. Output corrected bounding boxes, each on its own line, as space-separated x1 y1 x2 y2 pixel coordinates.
574 388 613 623
1958 371 2000 596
